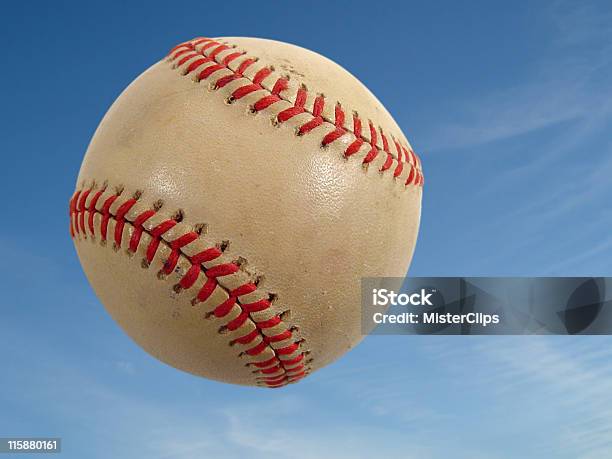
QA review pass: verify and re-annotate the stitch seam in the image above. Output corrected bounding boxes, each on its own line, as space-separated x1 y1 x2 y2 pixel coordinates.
167 37 424 188
70 183 310 388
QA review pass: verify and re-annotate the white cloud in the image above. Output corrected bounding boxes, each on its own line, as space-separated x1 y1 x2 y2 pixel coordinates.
425 336 612 458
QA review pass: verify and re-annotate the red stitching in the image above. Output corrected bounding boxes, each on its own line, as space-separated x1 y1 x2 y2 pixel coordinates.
264 329 293 343
197 64 225 81
197 277 217 303
251 356 279 368
88 189 104 235
186 57 210 73
246 340 269 356
100 194 118 241
256 315 282 329
380 130 390 154
230 283 257 297
167 38 423 188
277 87 307 122
321 104 347 146
272 78 289 95
70 186 309 387
242 298 271 313
201 41 218 52
222 52 243 66
179 264 200 289
260 365 281 374
276 342 300 355
286 364 305 373
263 373 288 383
205 263 239 278
77 189 91 235
227 312 250 332
213 296 236 318
345 112 364 158
362 122 380 164
191 247 222 264
253 67 272 84
209 44 230 59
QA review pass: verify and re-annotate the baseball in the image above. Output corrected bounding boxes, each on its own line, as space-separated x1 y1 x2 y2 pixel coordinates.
69 36 423 388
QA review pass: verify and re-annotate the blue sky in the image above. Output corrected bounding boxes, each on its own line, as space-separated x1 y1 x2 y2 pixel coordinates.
1 1 612 458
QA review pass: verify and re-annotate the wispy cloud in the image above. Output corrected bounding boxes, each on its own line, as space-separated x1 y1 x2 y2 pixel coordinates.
470 337 612 458
422 335 612 457
113 360 136 375
424 79 589 151
217 392 455 459
422 2 612 152
474 138 612 273
417 1 612 275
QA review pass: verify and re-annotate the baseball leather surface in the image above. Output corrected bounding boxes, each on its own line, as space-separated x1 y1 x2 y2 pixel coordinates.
70 36 423 388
